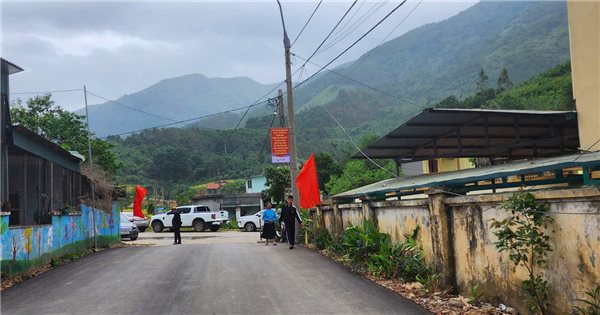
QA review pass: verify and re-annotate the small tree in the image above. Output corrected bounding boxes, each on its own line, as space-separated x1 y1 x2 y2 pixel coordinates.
497 68 514 92
265 166 290 205
490 191 554 314
477 68 489 93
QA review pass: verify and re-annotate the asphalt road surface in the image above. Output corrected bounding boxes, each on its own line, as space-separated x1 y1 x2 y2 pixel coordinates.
1 231 429 315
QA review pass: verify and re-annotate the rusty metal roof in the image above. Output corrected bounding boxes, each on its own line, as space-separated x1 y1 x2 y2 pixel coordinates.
354 108 579 162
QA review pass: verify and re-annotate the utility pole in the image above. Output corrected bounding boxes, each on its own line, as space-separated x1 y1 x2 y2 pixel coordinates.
277 0 300 241
83 85 97 251
277 89 285 127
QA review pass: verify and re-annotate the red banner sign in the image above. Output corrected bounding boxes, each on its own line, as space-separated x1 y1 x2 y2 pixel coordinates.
271 127 290 163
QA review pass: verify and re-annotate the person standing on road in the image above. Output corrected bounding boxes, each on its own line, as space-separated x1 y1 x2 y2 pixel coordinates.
261 202 278 246
279 195 302 249
169 207 182 245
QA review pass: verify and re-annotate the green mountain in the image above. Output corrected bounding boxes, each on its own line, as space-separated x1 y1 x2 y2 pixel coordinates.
292 1 570 128
108 0 573 196
79 74 276 137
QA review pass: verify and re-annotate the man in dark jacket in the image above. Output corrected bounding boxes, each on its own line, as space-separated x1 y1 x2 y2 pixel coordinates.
169 207 182 245
279 195 302 249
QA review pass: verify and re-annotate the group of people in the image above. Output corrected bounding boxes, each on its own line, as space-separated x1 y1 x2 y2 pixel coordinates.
261 195 303 249
167 195 303 249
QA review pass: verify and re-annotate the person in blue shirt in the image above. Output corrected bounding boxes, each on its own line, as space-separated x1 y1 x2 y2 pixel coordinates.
261 202 278 246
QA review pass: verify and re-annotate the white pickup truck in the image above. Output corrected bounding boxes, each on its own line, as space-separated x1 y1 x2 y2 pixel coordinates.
150 205 229 232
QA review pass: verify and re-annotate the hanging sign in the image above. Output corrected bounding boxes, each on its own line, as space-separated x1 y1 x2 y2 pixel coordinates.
271 127 290 163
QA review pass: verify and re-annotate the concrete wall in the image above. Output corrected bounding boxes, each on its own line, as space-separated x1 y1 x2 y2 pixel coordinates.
323 187 600 315
568 0 600 151
1 203 120 277
422 158 475 174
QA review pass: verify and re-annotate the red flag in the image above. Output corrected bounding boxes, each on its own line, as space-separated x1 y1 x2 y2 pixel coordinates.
133 185 147 219
296 153 320 208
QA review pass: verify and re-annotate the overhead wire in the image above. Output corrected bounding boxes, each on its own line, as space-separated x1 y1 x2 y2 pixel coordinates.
348 0 423 75
85 90 177 122
317 0 391 56
11 88 82 95
294 0 409 90
292 53 418 106
100 100 270 139
291 0 323 47
294 0 359 74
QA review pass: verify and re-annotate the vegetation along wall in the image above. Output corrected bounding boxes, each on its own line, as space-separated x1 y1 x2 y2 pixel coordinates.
320 187 600 315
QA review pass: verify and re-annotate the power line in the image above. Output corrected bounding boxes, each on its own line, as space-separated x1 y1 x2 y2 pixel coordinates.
85 90 177 123
292 53 418 106
295 0 358 73
348 0 423 75
317 0 391 56
295 0 409 90
11 88 82 95
100 101 269 139
291 0 323 47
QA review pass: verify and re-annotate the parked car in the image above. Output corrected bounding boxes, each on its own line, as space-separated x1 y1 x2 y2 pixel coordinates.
149 205 229 233
122 211 149 232
120 213 139 241
237 210 264 232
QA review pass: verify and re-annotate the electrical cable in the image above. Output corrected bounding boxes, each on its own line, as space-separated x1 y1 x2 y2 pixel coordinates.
291 0 323 47
100 100 270 139
348 0 423 75
294 0 358 73
292 53 418 106
85 90 177 122
11 88 82 95
295 0 409 90
317 0 390 56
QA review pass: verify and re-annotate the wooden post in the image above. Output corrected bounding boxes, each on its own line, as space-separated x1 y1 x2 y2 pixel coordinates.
333 203 343 237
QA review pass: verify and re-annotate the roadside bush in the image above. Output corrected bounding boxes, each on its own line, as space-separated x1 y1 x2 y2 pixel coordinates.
314 228 337 251
340 220 389 263
367 226 430 281
227 218 238 230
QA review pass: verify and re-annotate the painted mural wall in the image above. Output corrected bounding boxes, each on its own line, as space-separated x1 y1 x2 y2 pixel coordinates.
1 203 120 277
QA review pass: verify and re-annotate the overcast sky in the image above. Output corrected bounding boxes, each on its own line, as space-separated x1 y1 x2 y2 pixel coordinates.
2 1 476 111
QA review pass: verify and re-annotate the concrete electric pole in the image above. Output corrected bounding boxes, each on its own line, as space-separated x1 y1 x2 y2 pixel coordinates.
277 0 301 242
277 0 300 205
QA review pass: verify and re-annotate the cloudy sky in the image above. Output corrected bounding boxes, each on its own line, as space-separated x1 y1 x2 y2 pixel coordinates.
2 1 476 111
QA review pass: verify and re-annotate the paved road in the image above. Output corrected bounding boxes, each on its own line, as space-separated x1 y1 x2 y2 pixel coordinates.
1 231 429 315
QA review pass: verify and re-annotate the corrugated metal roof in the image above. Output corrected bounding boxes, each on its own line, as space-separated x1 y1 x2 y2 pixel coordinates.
1 58 24 75
10 125 82 172
355 108 579 162
334 152 600 200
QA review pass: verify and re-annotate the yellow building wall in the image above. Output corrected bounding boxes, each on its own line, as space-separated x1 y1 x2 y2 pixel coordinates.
422 158 475 174
568 0 600 151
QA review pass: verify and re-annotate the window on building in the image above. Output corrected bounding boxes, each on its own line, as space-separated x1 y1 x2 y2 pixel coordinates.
247 180 253 189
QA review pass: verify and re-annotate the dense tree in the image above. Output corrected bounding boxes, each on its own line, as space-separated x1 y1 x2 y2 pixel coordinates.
325 160 393 196
10 94 120 176
265 166 290 205
315 153 342 195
